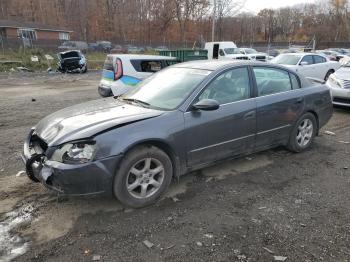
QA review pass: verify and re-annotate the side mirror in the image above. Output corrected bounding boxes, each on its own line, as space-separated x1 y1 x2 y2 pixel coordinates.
192 99 220 111
300 61 309 66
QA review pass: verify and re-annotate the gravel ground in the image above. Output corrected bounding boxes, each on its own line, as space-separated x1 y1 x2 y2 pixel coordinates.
0 71 349 262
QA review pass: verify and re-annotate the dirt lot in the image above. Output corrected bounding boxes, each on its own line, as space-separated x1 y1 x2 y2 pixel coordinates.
0 71 350 262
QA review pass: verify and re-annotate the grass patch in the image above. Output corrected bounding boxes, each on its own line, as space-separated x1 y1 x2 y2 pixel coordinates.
0 49 163 72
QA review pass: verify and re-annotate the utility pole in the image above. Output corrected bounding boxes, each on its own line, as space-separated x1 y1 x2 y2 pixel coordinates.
211 0 216 42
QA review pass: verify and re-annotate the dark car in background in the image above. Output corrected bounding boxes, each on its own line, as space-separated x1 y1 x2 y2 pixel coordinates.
57 50 87 73
22 60 333 208
58 41 88 53
96 41 112 52
111 45 127 54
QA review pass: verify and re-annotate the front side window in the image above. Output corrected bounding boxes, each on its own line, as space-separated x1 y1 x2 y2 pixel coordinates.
253 67 292 96
300 55 314 65
198 67 250 104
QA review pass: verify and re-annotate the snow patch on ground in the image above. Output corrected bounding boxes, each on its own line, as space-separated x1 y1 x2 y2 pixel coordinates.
0 203 35 262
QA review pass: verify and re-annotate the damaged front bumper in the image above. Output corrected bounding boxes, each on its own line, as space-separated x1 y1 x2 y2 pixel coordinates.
22 129 122 195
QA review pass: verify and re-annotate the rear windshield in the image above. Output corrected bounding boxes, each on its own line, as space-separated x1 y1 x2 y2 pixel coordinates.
271 54 302 65
103 56 114 71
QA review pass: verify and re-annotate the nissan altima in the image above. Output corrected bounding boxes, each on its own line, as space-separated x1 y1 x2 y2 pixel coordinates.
22 60 333 208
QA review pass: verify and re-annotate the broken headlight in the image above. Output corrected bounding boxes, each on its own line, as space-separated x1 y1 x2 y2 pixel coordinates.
51 141 96 164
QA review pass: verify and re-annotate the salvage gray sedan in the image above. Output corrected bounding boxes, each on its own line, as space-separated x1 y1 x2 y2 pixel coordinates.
22 61 333 208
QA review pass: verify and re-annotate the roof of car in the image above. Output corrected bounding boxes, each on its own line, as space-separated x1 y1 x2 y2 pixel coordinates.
172 60 265 71
107 54 176 60
281 52 326 56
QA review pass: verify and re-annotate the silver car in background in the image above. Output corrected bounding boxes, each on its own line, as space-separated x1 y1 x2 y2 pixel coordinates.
327 58 350 107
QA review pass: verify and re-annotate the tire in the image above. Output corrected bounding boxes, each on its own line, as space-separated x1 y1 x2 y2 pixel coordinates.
82 65 88 73
324 70 334 81
113 145 173 208
287 113 317 153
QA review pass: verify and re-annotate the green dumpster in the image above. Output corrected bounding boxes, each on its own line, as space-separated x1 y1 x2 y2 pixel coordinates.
159 49 208 63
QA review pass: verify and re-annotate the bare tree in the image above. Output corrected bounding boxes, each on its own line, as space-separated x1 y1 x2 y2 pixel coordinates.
173 0 209 45
216 0 246 40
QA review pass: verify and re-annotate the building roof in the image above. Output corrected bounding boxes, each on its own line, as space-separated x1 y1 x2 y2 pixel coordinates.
0 19 73 32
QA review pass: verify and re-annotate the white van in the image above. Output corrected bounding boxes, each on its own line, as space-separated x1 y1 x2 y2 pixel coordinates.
204 41 248 60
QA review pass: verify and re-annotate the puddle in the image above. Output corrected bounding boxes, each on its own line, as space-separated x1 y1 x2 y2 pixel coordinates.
0 203 35 262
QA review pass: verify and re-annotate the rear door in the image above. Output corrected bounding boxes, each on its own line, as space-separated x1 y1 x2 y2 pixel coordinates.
184 66 256 167
313 55 328 80
253 66 304 150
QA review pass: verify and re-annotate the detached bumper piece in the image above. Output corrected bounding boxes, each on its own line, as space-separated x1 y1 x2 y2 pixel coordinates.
22 129 46 183
98 84 113 97
22 129 122 195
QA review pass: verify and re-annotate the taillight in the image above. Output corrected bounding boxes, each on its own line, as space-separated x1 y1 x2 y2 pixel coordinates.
114 58 123 80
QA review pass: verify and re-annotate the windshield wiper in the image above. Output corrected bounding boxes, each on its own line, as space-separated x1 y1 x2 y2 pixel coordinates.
120 98 150 108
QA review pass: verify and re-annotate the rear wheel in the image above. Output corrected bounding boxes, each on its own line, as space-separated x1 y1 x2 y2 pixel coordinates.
287 113 317 152
113 145 173 208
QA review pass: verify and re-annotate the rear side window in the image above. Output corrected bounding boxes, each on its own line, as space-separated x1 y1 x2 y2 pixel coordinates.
290 73 301 89
253 67 292 96
131 60 166 73
103 56 114 71
300 55 314 65
313 55 326 64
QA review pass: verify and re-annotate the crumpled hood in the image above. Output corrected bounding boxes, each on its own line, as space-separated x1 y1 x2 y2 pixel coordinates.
35 98 163 146
333 67 350 80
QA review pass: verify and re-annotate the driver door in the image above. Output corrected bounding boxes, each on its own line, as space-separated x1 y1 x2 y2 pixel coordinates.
299 55 316 78
184 66 256 168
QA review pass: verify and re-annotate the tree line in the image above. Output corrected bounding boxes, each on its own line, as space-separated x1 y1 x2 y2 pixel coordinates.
0 0 349 47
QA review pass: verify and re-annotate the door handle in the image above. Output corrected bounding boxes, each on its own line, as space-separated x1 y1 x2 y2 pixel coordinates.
244 111 255 120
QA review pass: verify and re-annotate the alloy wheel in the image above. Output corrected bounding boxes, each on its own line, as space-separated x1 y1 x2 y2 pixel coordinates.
296 119 314 147
126 158 165 199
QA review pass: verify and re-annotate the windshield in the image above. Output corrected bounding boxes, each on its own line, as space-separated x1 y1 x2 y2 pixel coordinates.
271 54 302 65
121 67 211 110
243 48 258 54
224 48 241 54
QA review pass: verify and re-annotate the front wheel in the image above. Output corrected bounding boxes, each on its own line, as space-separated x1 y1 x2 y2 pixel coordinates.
113 145 173 208
287 113 317 153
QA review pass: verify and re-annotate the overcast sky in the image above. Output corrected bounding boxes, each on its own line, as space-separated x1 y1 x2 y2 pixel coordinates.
243 0 316 13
